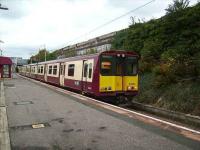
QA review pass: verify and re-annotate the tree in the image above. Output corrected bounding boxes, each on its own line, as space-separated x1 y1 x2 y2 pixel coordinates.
165 0 190 14
64 49 77 58
46 52 57 61
86 48 97 55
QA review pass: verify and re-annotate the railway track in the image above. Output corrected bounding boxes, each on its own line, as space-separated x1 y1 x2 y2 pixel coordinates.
17 74 200 142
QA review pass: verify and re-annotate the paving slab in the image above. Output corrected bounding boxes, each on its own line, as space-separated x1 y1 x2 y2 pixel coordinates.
4 76 200 150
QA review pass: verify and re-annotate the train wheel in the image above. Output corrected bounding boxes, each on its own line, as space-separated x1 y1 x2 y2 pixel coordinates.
126 96 133 102
115 96 127 105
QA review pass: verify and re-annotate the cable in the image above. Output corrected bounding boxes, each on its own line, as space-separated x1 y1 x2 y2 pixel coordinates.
66 0 156 45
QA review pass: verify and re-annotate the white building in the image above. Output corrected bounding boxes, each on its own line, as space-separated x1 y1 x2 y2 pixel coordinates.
58 32 116 58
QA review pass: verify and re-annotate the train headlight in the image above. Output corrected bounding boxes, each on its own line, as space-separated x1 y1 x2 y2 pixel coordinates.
122 54 125 58
117 54 120 57
100 87 105 91
127 86 134 91
100 86 112 92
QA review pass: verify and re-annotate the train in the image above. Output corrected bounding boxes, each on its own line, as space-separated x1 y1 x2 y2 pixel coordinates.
19 50 139 101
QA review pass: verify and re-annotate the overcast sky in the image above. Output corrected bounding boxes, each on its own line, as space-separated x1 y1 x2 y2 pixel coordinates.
0 0 198 59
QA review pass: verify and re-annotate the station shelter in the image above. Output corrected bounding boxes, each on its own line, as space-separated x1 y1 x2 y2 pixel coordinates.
0 56 12 78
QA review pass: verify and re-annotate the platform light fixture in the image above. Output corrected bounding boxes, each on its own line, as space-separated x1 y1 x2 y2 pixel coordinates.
0 3 8 10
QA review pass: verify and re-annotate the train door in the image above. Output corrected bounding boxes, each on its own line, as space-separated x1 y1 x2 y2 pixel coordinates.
44 64 47 81
82 59 93 93
116 57 123 91
82 60 88 92
60 63 65 86
122 56 138 92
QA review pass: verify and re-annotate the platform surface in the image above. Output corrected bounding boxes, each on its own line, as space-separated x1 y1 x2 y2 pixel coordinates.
4 75 200 150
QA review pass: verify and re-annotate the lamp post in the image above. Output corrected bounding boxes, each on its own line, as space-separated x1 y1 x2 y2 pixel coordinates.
43 44 46 62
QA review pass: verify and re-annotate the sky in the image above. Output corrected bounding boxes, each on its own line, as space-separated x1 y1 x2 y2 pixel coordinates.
0 0 198 59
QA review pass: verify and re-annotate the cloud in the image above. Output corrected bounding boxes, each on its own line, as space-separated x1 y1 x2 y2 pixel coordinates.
0 0 198 58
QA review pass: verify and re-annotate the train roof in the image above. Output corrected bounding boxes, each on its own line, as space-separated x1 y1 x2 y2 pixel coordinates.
27 50 138 66
0 56 12 65
37 53 100 65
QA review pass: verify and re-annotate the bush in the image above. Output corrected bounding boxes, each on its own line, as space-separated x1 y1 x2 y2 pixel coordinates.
134 73 200 116
112 2 200 116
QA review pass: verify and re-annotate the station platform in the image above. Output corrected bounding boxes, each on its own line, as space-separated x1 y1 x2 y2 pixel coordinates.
3 75 200 150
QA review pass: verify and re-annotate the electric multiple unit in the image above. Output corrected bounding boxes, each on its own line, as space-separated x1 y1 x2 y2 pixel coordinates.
19 50 139 100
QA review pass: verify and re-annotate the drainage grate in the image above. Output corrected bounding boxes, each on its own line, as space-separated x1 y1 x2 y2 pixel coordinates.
13 101 34 105
10 122 50 131
32 123 45 129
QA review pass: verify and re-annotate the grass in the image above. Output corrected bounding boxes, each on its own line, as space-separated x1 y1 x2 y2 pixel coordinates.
133 73 200 116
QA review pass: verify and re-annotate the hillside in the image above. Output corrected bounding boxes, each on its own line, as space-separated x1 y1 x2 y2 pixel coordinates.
112 3 200 116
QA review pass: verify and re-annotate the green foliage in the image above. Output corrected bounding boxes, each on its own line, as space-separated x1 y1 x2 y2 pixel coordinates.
29 49 57 63
133 73 200 116
111 30 128 50
47 51 57 61
64 49 77 57
165 0 190 14
114 3 200 115
112 3 200 84
85 48 97 55
15 67 19 73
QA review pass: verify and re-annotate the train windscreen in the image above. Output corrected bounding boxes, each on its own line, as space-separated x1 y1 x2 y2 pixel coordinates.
125 56 138 76
100 54 138 76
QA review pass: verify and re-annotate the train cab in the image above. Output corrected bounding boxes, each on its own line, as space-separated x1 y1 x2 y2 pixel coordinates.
98 51 139 99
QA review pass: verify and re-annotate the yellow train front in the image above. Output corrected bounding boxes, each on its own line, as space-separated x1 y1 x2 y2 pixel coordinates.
97 50 139 101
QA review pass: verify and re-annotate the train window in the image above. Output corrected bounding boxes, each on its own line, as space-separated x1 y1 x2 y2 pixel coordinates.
125 57 138 75
84 63 88 77
116 62 123 76
41 66 44 74
68 64 75 76
88 63 93 78
49 66 52 74
53 65 57 75
63 65 65 75
38 67 41 73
